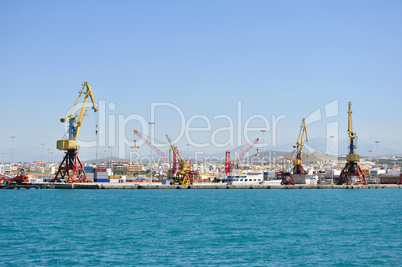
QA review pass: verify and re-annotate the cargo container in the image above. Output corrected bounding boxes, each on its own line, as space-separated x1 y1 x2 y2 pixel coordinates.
95 168 107 172
127 179 142 183
84 167 94 173
94 172 108 179
387 169 400 176
380 175 401 184
94 178 109 183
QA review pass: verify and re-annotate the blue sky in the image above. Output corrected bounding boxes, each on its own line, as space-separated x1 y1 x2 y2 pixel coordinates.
1 0 401 162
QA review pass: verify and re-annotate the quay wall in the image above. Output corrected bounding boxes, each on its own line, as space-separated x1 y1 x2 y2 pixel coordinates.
37 183 402 190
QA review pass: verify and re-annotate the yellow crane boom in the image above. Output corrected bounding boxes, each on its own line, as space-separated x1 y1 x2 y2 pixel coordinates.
346 101 359 162
293 118 308 167
57 82 98 151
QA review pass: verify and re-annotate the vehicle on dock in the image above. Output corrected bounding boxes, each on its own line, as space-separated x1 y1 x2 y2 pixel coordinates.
13 169 30 184
1 176 13 188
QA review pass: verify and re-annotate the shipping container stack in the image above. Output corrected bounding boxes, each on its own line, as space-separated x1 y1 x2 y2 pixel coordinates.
109 175 127 183
94 168 109 182
84 167 94 181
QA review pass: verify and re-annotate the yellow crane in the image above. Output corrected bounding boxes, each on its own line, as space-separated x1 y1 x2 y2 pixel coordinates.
166 135 193 185
52 82 98 183
57 82 98 151
338 102 366 185
293 118 308 174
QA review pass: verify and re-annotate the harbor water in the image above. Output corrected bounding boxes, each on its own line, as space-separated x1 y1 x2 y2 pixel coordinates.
1 189 401 265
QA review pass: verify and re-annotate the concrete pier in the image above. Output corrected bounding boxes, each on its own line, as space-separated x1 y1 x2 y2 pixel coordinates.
30 182 402 190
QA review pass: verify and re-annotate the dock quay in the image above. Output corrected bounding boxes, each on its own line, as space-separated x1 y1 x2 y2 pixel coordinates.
3 183 401 190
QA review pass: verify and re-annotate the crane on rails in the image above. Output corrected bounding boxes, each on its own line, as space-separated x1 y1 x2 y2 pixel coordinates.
224 138 259 174
337 102 367 185
292 118 308 174
51 82 98 183
166 135 196 185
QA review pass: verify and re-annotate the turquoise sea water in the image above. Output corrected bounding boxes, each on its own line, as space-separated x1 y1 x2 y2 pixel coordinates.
1 189 401 266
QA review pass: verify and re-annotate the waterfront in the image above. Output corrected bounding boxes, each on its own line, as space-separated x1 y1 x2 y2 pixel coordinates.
1 189 401 265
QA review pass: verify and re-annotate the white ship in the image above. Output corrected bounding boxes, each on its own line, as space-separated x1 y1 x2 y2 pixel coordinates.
225 171 282 185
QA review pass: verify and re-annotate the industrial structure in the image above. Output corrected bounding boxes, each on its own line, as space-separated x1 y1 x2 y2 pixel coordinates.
278 157 294 185
132 130 196 184
293 118 308 175
278 118 309 185
337 102 367 185
289 118 309 184
166 135 198 185
133 130 169 162
224 138 259 174
51 82 98 183
133 129 176 178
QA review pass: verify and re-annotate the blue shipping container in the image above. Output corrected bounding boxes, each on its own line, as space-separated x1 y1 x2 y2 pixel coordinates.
84 167 94 173
95 179 109 182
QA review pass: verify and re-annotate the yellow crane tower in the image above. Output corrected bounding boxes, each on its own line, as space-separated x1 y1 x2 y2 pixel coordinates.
293 118 308 174
338 102 366 185
51 82 98 183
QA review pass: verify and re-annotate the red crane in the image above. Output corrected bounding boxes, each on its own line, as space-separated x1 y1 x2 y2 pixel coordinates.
133 130 169 162
133 130 179 177
225 138 259 174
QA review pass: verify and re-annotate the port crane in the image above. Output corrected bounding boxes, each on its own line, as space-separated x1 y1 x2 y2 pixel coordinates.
293 118 308 175
166 135 196 185
279 118 308 185
132 130 179 178
51 82 98 183
224 138 259 174
338 102 367 185
133 130 169 162
278 157 294 185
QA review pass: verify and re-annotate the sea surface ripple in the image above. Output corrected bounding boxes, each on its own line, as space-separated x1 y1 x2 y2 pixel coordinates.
1 189 401 266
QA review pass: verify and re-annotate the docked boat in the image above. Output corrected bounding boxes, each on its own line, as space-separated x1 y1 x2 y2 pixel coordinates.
225 171 281 185
225 171 264 185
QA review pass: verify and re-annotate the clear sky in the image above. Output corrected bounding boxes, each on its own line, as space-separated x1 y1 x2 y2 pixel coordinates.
1 0 401 162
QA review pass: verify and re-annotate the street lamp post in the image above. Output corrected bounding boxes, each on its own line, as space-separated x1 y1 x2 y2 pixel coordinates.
11 136 15 176
95 124 98 167
50 151 53 177
47 149 51 178
149 122 155 183
41 143 45 179
108 146 112 172
261 129 266 175
375 141 380 180
1 152 4 175
330 136 334 184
